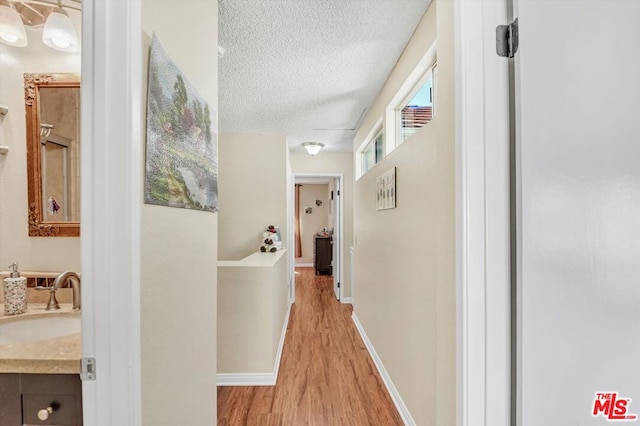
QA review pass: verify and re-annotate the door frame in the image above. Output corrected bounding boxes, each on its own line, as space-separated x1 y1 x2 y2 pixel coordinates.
330 178 341 300
454 1 512 425
290 173 344 302
81 0 143 424
79 0 514 423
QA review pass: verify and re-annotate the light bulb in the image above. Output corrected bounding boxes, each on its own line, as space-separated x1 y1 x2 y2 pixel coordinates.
0 31 18 43
52 37 70 48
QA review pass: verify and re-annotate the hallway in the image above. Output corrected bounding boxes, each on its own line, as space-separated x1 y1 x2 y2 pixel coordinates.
217 268 403 425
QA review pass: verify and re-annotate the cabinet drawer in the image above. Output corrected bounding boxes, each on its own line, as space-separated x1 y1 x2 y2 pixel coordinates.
22 393 80 426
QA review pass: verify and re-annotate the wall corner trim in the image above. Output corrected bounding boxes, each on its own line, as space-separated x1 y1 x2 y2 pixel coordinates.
217 300 292 386
351 312 416 426
341 297 353 304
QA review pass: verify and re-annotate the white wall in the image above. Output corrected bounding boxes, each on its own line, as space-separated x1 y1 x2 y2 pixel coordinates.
218 134 289 261
289 151 354 297
297 184 329 264
351 1 456 424
515 1 640 424
0 12 82 273
140 1 218 424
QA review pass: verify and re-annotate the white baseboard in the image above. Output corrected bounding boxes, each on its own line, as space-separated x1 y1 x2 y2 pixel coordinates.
217 301 292 386
216 372 276 386
351 313 416 426
341 297 353 304
295 263 313 267
272 300 292 382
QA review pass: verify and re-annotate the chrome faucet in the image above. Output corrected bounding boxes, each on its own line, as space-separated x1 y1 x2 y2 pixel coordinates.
41 271 81 311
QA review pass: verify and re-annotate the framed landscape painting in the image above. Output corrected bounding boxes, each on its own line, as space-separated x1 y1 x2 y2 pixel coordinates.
144 34 218 213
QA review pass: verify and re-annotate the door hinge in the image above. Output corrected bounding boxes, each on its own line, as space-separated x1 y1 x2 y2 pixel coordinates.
496 18 519 58
337 190 340 196
81 357 96 381
337 282 340 288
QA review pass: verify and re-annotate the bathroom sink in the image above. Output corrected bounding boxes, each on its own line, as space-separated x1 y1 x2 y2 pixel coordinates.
0 313 81 345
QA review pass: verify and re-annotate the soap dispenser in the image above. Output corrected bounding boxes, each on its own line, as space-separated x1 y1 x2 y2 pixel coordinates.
4 263 27 315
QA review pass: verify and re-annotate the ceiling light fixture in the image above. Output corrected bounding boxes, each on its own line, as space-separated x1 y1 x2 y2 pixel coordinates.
0 0 80 51
302 142 324 156
0 1 27 47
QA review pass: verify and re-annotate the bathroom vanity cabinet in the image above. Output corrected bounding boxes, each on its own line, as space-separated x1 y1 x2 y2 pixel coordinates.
0 373 83 425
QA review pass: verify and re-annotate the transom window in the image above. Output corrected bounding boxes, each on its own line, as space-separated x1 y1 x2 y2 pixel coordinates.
397 64 436 145
361 129 383 176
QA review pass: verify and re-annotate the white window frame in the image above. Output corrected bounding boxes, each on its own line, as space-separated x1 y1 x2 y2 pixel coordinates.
356 119 383 179
385 42 437 155
362 129 383 174
395 62 437 147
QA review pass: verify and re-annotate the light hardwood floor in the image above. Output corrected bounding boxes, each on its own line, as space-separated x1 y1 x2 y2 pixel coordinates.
217 267 403 425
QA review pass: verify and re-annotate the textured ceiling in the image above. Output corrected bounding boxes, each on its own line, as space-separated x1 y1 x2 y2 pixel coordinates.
218 0 432 153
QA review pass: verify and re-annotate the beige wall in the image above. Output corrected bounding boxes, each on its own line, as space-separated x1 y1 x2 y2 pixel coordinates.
290 151 354 298
140 1 218 424
0 12 81 273
351 1 456 424
218 134 289 261
297 184 329 264
218 250 289 374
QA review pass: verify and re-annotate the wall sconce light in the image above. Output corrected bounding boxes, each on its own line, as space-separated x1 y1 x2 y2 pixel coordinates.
302 142 324 156
0 1 27 47
42 6 78 52
0 0 80 52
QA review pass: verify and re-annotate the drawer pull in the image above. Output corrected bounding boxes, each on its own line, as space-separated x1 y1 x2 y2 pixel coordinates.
37 402 59 421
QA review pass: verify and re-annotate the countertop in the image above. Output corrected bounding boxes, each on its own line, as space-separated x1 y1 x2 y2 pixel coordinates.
218 249 287 268
0 304 81 374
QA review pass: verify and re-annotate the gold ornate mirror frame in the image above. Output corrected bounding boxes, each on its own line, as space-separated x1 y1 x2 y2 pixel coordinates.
25 73 81 237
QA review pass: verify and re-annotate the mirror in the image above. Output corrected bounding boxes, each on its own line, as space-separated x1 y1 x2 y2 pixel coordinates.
25 73 80 237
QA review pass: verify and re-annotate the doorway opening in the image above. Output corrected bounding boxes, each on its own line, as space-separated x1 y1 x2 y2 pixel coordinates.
290 173 343 302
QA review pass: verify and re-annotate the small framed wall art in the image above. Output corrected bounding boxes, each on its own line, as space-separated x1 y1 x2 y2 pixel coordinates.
376 167 396 210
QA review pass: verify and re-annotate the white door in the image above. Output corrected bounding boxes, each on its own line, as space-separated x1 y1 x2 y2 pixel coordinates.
514 1 640 424
331 179 341 300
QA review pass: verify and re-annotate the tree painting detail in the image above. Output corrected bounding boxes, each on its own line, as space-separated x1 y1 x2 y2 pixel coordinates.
145 34 218 212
